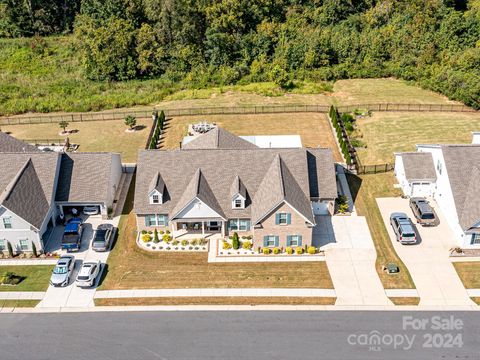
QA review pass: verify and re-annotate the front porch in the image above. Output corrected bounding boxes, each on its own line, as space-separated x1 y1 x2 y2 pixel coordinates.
170 219 226 239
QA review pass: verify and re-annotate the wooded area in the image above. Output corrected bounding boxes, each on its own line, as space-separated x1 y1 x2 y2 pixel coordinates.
0 0 479 109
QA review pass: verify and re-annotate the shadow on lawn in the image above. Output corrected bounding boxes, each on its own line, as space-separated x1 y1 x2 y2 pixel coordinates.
345 173 362 206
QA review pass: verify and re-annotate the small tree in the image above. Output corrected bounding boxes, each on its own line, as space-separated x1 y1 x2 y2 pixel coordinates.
153 229 159 243
59 120 69 134
32 242 38 257
7 241 13 258
232 232 240 250
124 115 137 130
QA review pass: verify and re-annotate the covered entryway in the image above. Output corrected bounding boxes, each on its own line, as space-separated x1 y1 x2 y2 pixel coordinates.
312 201 329 215
173 219 225 238
410 182 433 197
58 203 105 217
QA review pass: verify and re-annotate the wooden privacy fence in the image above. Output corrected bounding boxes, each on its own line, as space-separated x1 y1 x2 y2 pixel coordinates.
0 103 475 126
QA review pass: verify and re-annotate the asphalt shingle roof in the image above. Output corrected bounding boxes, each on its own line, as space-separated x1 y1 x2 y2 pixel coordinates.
0 132 39 153
182 127 258 150
401 152 437 181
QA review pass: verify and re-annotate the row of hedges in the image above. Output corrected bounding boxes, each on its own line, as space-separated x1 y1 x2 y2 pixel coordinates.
329 105 355 166
148 110 165 149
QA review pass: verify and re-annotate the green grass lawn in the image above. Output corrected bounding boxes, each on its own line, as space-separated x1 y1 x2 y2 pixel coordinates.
0 265 53 292
0 300 40 308
453 262 480 289
347 172 415 289
355 112 480 164
1 119 152 162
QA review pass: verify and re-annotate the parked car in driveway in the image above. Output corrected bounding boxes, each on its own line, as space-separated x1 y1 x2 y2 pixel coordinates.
50 255 75 287
75 261 101 288
61 218 83 252
83 206 100 216
390 212 417 244
92 224 114 252
409 198 436 226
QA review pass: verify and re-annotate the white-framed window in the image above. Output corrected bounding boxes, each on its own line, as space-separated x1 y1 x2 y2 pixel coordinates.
149 191 162 205
152 194 160 204
234 199 242 208
471 234 480 245
289 235 301 246
277 213 288 225
265 235 276 247
19 239 28 251
145 214 168 227
0 239 5 251
229 219 250 232
232 196 245 209
3 217 12 229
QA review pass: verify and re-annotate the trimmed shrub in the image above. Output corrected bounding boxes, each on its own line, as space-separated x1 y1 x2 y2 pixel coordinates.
273 247 280 254
162 234 172 242
190 239 198 246
295 247 304 254
223 241 232 250
262 248 271 255
172 240 179 245
232 232 240 250
32 242 37 257
7 242 13 257
286 247 293 254
181 240 188 246
141 234 151 243
242 241 253 250
307 246 316 254
153 229 159 243
141 230 147 234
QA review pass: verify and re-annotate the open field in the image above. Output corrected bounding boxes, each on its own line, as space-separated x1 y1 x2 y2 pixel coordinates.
1 119 152 162
0 300 40 308
0 265 53 292
95 297 336 306
355 112 480 164
388 297 420 306
346 172 415 289
102 177 334 290
453 262 480 289
161 113 343 161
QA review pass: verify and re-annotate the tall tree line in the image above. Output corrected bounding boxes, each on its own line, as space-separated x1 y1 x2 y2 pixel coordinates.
1 0 479 108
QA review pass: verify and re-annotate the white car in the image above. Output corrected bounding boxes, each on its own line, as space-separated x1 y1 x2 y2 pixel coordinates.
75 261 101 288
83 206 100 216
50 255 75 287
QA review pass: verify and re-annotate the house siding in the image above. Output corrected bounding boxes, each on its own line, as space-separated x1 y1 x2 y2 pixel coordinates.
0 206 43 254
252 202 312 249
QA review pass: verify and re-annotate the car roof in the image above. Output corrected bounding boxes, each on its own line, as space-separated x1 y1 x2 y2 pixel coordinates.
96 224 113 230
391 212 408 218
417 201 433 213
78 262 98 275
64 222 81 232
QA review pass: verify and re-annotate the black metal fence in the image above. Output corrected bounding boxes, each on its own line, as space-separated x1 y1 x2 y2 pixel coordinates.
356 163 395 174
21 138 64 145
0 103 476 126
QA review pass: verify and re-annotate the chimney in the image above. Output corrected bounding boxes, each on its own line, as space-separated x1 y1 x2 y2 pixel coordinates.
472 132 480 144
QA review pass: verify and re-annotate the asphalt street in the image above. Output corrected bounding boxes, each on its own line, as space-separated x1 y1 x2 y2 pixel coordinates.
0 311 479 360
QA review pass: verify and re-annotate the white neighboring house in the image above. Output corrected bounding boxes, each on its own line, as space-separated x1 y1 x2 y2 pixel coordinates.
0 132 123 254
395 132 480 248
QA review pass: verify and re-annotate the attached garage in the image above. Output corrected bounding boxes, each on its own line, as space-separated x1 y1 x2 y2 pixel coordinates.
312 201 332 215
410 182 434 197
394 152 437 198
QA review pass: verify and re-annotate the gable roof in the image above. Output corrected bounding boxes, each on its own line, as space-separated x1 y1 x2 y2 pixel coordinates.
441 145 480 230
182 127 258 150
400 152 437 181
170 168 225 219
0 132 39 153
251 154 314 224
230 175 247 199
149 172 165 194
55 153 116 203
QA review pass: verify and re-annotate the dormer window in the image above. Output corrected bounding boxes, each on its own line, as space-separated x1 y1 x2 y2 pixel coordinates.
232 195 245 209
149 190 163 205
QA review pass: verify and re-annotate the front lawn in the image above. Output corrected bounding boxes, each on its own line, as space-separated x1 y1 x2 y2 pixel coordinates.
0 300 40 308
1 119 152 163
0 265 53 292
101 177 334 290
453 262 480 289
346 172 415 289
161 113 343 161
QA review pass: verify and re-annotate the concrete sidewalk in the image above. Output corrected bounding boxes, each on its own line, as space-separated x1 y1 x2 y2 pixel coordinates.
0 259 57 266
95 288 336 299
0 292 45 300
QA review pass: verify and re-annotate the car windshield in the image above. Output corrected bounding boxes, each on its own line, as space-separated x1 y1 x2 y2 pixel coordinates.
53 266 68 274
77 275 90 281
94 230 106 241
421 213 435 219
403 232 415 238
63 234 79 243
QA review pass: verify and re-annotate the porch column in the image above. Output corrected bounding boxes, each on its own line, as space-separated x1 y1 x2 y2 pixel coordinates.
221 221 226 237
171 221 176 235
202 221 205 237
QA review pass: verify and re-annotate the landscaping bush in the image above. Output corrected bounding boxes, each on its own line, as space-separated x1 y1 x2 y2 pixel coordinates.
307 246 316 255
141 234 151 243
336 195 349 214
141 230 147 234
162 234 172 242
286 247 293 254
273 247 280 254
153 229 159 243
7 242 13 257
242 241 253 250
190 239 198 246
223 241 232 250
262 248 271 255
232 232 240 250
32 242 37 257
124 115 137 130
295 247 304 254
159 230 164 234
0 272 22 286
181 240 188 246
172 240 179 245
199 238 208 245
165 230 170 234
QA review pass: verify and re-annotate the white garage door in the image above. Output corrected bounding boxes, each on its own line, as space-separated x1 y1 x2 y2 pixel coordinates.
411 182 432 197
312 201 329 215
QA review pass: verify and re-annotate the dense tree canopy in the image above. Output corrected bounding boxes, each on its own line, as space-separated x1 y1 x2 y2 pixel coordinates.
1 0 479 108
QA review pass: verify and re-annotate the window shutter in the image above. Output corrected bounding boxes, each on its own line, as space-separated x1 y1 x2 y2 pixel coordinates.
263 236 269 247
145 215 152 227
297 235 302 246
246 220 250 231
286 235 291 247
286 213 291 225
274 236 279 247
275 213 280 225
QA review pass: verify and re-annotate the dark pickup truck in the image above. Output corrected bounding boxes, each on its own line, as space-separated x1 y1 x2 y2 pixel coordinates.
61 218 83 252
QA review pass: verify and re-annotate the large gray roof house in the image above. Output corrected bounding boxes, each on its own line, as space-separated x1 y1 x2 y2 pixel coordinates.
0 133 122 254
135 127 337 249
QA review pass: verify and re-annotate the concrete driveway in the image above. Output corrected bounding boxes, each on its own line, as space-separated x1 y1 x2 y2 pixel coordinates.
377 197 474 306
38 215 118 308
315 216 392 306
